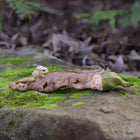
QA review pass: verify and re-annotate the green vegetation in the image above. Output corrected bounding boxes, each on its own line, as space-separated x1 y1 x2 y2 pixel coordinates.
117 74 140 95
102 72 133 91
0 67 34 78
5 0 47 20
123 77 140 87
75 10 125 29
0 55 139 109
75 2 140 29
118 74 140 87
48 65 62 72
0 56 67 109
0 55 94 109
0 66 35 91
72 102 85 107
0 90 64 109
70 90 93 98
0 56 64 109
0 0 62 30
0 89 94 109
1 66 32 78
118 91 130 96
0 57 26 65
0 56 35 91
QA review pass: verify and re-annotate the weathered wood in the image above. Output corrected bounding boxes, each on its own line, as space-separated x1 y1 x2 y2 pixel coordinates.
9 69 104 92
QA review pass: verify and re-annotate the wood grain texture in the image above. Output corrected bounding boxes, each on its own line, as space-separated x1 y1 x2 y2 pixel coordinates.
9 69 104 92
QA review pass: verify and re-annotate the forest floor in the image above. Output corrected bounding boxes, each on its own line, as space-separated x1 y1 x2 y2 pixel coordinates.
0 0 140 73
0 1 140 139
0 53 140 140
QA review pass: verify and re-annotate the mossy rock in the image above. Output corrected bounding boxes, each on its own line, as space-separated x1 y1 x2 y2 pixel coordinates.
0 53 140 140
0 53 140 109
0 53 98 109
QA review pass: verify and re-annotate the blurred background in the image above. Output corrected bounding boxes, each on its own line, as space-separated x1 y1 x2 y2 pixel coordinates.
0 0 140 73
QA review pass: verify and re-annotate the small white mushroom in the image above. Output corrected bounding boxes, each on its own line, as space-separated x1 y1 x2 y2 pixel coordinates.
32 65 49 79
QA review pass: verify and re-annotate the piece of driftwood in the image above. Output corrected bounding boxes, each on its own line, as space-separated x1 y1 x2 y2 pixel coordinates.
9 65 133 92
9 69 104 92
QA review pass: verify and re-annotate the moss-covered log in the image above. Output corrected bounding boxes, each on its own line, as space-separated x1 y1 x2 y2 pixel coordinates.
9 69 133 92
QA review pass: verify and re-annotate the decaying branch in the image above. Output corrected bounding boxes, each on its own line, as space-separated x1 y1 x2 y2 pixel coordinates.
9 69 104 92
9 66 133 92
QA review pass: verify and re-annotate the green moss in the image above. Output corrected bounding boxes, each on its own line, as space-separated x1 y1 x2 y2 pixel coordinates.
0 67 35 91
0 57 26 64
48 65 62 71
0 78 12 91
102 72 133 91
118 91 130 96
0 65 62 79
70 90 93 98
125 77 140 87
75 68 81 70
1 61 139 110
0 64 96 109
117 74 140 87
72 102 85 106
0 65 68 109
0 90 65 109
0 89 94 109
0 65 62 90
8 119 16 127
0 67 34 78
38 104 58 109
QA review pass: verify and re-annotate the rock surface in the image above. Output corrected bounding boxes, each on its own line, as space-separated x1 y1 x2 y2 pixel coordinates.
0 53 140 140
0 94 140 140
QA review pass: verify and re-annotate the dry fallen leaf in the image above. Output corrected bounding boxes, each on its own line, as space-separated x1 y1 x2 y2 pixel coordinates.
10 33 19 44
111 55 125 73
52 33 61 52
